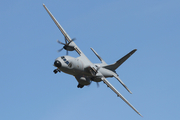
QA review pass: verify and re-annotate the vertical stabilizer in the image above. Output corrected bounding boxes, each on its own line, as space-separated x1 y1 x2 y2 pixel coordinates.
104 49 137 70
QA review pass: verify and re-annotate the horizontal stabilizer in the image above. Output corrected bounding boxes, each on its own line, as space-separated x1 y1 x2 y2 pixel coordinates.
90 48 107 65
114 75 132 94
104 49 137 70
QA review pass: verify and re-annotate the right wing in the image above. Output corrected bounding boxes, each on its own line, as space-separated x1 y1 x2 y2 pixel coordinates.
43 4 87 58
43 4 71 42
101 77 143 117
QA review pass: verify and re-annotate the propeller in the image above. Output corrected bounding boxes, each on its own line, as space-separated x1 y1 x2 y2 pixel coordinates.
89 65 101 87
57 38 76 55
89 80 99 88
96 82 99 87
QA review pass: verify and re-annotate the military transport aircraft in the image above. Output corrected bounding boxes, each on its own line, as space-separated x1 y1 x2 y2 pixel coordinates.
43 4 142 117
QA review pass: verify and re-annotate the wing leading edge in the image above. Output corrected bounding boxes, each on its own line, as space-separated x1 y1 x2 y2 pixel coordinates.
43 4 71 42
101 77 143 117
43 4 87 58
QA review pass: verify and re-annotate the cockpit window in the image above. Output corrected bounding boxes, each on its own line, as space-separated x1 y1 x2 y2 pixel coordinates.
61 56 66 61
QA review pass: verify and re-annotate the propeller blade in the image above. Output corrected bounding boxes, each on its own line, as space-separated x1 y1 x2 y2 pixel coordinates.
57 40 66 45
56 38 76 54
67 38 76 45
65 37 68 44
96 82 99 87
57 48 64 52
72 38 76 41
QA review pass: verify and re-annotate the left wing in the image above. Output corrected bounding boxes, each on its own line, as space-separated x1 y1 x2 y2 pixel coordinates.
101 77 143 117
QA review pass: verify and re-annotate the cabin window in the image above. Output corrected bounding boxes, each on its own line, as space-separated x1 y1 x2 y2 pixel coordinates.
65 61 69 65
61 56 71 67
68 63 72 67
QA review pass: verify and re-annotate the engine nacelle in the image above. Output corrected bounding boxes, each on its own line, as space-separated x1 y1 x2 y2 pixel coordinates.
75 76 91 85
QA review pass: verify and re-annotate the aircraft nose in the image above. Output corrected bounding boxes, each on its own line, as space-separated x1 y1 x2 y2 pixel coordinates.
54 60 61 68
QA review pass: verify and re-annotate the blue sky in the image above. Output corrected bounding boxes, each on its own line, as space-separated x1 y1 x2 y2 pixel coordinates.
1 0 180 120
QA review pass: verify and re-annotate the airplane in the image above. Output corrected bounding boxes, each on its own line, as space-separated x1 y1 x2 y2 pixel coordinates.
43 4 142 117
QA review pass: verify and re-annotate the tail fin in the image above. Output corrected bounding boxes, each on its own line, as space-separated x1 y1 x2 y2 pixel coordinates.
104 49 137 70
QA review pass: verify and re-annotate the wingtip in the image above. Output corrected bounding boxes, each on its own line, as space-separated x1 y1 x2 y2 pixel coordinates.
125 85 132 94
139 113 143 117
127 89 132 94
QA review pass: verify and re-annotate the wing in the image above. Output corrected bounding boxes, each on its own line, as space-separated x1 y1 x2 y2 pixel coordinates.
101 77 143 117
43 4 87 58
113 74 132 94
43 4 71 42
